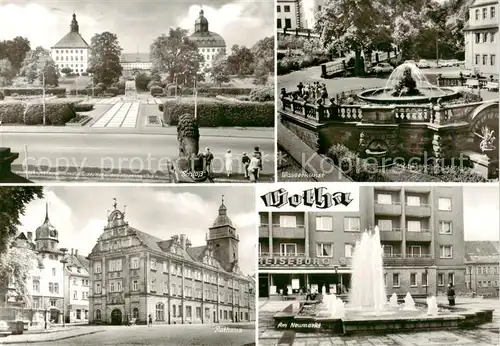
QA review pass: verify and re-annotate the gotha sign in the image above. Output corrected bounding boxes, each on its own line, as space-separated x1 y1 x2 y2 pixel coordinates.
256 184 359 212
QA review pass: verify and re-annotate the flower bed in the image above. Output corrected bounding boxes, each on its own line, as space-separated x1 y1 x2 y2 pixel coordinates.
66 115 92 126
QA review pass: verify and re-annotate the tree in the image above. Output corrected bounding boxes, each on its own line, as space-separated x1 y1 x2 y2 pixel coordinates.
0 37 31 73
253 59 269 85
150 28 204 87
226 45 255 75
88 32 123 86
209 53 230 87
0 246 37 305
251 37 275 73
60 67 72 77
19 47 59 86
0 59 15 87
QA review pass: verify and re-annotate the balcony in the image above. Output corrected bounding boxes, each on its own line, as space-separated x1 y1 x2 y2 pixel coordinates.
375 202 402 216
259 224 269 238
383 254 434 266
379 229 403 241
272 224 305 238
406 229 432 242
405 204 431 218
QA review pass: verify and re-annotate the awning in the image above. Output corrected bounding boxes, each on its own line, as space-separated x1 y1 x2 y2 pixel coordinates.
259 269 352 274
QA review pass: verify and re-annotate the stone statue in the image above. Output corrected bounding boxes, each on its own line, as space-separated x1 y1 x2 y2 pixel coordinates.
476 126 496 153
175 113 209 182
392 67 422 97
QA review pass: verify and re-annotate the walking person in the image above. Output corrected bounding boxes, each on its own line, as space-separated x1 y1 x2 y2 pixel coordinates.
247 154 260 183
447 284 456 306
225 149 233 177
253 146 262 179
204 147 214 175
241 152 251 178
148 314 153 327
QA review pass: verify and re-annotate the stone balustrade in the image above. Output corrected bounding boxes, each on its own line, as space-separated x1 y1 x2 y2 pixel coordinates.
394 105 434 122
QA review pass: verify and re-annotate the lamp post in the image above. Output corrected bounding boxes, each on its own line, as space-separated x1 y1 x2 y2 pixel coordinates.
334 265 339 294
424 266 429 296
469 266 473 292
38 69 46 126
59 248 68 327
194 73 198 120
37 259 47 329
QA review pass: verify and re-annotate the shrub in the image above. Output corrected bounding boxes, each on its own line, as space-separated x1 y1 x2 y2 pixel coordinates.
135 73 152 91
0 102 76 125
147 80 161 91
407 163 486 182
86 86 103 96
162 99 274 127
74 103 94 112
0 91 4 100
2 88 67 96
249 86 274 102
167 84 180 96
150 86 163 96
158 104 164 112
69 88 88 96
107 87 119 96
96 82 107 90
102 92 115 98
198 87 254 96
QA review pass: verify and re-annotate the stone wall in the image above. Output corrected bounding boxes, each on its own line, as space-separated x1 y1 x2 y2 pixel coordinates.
318 123 360 155
281 118 320 152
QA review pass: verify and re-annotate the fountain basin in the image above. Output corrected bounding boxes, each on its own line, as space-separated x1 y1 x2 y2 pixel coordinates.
357 87 460 105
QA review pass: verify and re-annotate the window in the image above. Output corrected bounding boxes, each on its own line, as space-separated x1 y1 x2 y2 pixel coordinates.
439 221 452 234
491 33 496 43
54 283 59 294
316 216 333 231
422 273 428 286
495 267 498 274
186 306 192 319
117 281 122 292
483 32 489 43
73 291 77 299
344 217 360 232
440 246 453 258
316 243 333 257
108 259 122 272
279 215 296 228
156 303 164 321
178 305 182 317
73 278 77 285
384 274 387 287
33 280 40 292
52 268 56 276
475 9 480 20
483 7 487 19
406 196 421 206
224 310 228 320
475 54 480 65
277 5 280 12
392 273 400 287
382 245 393 257
151 278 156 292
491 6 496 18
110 282 115 292
448 273 455 286
378 219 393 231
133 308 139 319
409 245 421 257
344 244 353 258
483 54 488 65
132 280 138 291
150 258 156 270
377 194 392 204
95 282 101 294
438 198 451 211
407 220 421 232
163 261 168 273
438 273 444 286
284 5 290 12
171 283 176 295
196 307 201 320
173 305 177 317
410 273 417 286
285 18 292 29
50 299 56 307
280 243 297 256
491 54 496 66
131 257 139 269
95 309 101 320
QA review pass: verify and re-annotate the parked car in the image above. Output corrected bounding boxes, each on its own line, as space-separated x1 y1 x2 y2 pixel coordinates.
403 60 416 65
417 59 430 68
371 63 394 74
0 320 12 337
460 68 475 77
448 59 461 66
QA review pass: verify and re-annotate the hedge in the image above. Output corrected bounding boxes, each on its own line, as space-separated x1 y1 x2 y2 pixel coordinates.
2 88 67 96
151 86 164 96
69 88 89 96
162 99 274 127
107 87 119 96
277 54 330 75
197 87 254 96
0 102 77 125
249 86 274 102
74 103 94 112
0 91 4 100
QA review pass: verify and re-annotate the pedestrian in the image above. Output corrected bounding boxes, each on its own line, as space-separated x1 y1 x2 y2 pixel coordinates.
447 284 455 306
321 86 328 102
247 154 260 183
241 152 251 178
253 146 263 178
204 147 214 174
225 149 233 177
148 314 153 327
297 82 304 95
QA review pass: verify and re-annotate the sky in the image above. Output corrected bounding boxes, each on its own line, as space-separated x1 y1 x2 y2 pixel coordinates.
17 186 257 275
0 0 274 53
463 186 499 241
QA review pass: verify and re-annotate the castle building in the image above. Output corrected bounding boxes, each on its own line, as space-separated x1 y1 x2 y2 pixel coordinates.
51 13 90 75
276 0 325 31
465 241 499 297
120 53 152 72
259 186 466 299
88 198 255 325
189 9 227 71
464 0 498 75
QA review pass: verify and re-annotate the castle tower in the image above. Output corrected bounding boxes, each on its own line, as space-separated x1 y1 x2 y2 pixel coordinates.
70 13 79 33
194 8 209 33
207 196 239 268
34 201 59 252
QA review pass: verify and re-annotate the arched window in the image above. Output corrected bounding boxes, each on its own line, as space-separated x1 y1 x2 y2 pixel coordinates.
95 309 101 320
155 303 164 321
132 308 139 319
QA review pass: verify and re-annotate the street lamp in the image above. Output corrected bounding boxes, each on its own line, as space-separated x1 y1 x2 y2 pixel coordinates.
59 248 68 327
424 266 429 296
38 69 46 126
334 265 339 294
37 258 47 329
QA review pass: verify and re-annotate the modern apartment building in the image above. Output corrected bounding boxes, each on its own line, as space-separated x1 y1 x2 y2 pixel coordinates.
276 0 325 31
258 186 465 299
465 241 499 297
88 199 255 325
464 0 498 75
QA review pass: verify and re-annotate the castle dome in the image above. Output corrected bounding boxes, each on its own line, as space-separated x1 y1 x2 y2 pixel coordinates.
212 196 233 228
190 9 226 48
35 202 58 241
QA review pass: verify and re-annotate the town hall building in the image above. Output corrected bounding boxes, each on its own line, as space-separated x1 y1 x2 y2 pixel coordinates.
88 198 255 325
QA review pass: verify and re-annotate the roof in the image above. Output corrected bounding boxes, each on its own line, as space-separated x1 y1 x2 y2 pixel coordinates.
470 0 498 8
52 31 89 49
189 31 226 48
463 23 499 31
465 241 499 262
121 53 150 63
187 245 207 261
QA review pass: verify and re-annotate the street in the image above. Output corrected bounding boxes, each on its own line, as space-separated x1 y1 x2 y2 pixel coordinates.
0 131 274 179
1 323 255 346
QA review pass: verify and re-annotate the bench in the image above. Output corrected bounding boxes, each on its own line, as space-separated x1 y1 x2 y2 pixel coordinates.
465 79 479 88
485 81 499 91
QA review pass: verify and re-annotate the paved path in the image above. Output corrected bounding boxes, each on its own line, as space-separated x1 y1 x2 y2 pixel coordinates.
91 102 140 128
258 298 500 346
93 97 163 105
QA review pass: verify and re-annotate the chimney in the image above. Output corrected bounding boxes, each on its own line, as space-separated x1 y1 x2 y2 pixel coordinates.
71 248 74 256
75 249 78 256
27 232 33 242
180 234 186 249
186 239 192 248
